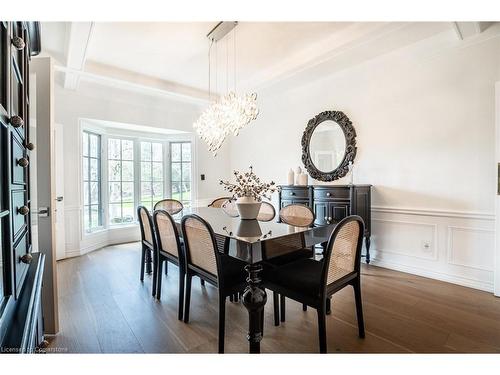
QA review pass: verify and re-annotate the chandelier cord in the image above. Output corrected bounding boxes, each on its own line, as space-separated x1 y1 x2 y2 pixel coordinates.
208 39 214 101
233 26 236 93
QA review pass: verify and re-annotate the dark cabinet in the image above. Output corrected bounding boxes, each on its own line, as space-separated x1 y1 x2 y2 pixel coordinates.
278 184 372 263
0 21 44 353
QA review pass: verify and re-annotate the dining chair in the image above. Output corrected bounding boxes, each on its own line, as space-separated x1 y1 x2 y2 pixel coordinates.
256 201 276 221
137 206 158 297
154 198 184 214
208 197 232 208
181 214 247 353
153 209 185 320
221 198 239 217
264 215 366 353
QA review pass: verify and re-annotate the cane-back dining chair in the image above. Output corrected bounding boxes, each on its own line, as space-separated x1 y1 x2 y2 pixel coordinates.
181 214 247 353
153 209 185 320
257 201 276 222
154 198 184 214
137 206 158 297
208 197 232 208
264 215 366 353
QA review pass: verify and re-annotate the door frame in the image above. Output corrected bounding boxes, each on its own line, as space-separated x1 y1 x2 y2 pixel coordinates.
494 82 500 297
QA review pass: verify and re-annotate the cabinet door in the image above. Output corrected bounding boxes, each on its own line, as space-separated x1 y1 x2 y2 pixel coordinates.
328 202 350 222
314 201 328 226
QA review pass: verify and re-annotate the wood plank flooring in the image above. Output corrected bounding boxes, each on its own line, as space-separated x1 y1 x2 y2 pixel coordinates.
47 242 500 353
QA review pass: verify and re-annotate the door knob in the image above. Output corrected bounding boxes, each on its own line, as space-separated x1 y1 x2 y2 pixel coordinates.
10 115 24 128
17 158 29 167
20 253 33 264
12 36 25 50
18 206 29 215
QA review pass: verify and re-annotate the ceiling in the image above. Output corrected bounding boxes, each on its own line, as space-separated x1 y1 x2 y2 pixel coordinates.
41 21 491 102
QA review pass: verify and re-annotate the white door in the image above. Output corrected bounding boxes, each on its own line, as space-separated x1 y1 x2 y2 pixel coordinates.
54 123 66 260
495 83 500 297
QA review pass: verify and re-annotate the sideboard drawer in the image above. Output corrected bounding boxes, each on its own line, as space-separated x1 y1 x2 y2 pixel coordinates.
14 231 30 294
12 134 27 185
314 187 350 200
12 190 28 239
281 187 309 200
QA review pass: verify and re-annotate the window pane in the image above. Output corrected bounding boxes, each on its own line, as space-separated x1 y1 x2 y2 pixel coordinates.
90 134 99 157
141 182 152 201
108 138 121 159
109 204 122 224
108 160 121 181
91 205 100 228
122 182 134 202
82 157 89 181
182 143 191 162
171 182 181 201
171 143 181 162
122 140 134 160
83 133 89 157
109 182 121 203
152 143 162 162
181 182 191 202
90 158 99 181
152 162 163 181
171 163 181 181
83 182 89 205
182 163 191 182
90 182 99 204
122 161 134 181
141 162 151 181
141 201 153 211
152 182 163 199
141 142 151 161
122 204 135 223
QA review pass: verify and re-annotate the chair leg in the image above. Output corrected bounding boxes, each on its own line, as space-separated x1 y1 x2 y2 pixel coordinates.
218 295 226 353
145 248 152 274
178 268 185 321
280 295 286 322
326 297 332 315
353 279 365 338
317 306 327 353
151 251 158 297
164 261 168 276
200 278 205 286
303 304 307 311
140 248 146 281
183 274 192 323
261 308 265 337
156 259 163 300
273 292 280 326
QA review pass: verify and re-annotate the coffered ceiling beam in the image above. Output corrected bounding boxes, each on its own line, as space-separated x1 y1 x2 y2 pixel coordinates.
63 22 94 90
452 22 493 40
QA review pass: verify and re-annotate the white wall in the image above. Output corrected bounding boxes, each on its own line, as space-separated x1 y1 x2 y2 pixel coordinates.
55 80 232 258
230 29 500 291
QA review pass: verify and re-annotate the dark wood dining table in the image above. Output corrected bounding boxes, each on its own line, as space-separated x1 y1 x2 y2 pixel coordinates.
172 206 336 354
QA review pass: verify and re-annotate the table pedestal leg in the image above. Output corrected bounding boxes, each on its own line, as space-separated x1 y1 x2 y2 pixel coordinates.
242 263 267 354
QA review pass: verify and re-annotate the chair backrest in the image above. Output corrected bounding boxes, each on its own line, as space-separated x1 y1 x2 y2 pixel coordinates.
208 197 232 208
181 214 221 281
321 215 364 287
153 209 182 259
137 206 156 248
257 201 276 222
221 199 239 217
279 204 315 227
154 199 184 214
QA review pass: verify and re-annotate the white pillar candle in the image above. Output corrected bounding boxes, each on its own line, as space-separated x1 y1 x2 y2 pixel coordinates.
287 169 295 185
298 173 308 186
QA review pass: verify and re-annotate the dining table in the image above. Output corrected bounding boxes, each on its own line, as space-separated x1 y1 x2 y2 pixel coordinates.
172 206 337 354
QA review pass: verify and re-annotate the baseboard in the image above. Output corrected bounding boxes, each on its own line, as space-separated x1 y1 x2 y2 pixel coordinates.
369 257 494 293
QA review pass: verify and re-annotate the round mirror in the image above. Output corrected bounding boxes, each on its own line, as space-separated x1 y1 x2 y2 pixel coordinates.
301 111 357 182
309 120 346 173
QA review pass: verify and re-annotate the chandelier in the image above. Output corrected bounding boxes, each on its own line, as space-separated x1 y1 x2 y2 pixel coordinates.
193 22 259 156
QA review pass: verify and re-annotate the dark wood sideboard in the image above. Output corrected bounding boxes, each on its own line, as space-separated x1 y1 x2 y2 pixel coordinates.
0 22 45 353
278 184 372 263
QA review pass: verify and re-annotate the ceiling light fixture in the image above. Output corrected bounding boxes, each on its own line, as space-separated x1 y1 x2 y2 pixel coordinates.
193 21 259 156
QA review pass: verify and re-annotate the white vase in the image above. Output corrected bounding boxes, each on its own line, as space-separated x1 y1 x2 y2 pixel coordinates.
236 196 262 220
287 169 295 185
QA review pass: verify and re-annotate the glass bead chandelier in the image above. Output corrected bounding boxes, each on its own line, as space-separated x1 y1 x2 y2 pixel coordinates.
193 22 259 156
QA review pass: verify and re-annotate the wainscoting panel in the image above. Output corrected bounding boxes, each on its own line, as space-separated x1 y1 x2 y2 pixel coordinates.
370 206 495 292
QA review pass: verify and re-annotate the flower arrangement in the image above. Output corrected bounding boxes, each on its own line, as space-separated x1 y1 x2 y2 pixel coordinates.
219 166 279 202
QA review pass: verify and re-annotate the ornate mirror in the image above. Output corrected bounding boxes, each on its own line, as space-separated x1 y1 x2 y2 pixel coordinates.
301 110 356 182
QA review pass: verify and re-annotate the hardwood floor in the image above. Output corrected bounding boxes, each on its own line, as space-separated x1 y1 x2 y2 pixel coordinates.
47 242 500 353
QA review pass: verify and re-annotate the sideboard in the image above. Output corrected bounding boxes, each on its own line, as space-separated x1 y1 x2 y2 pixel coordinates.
278 184 372 263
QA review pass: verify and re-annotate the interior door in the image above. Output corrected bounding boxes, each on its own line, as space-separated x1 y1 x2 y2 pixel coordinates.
495 82 500 297
54 123 65 260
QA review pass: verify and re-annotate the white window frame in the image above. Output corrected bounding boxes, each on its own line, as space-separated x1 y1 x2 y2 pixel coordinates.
78 119 196 238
